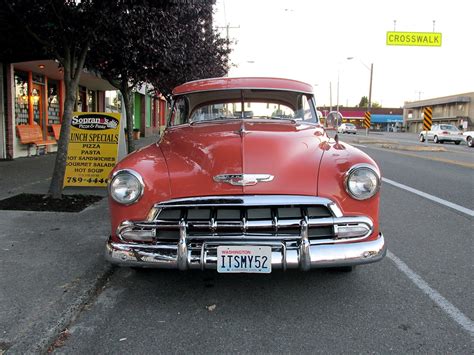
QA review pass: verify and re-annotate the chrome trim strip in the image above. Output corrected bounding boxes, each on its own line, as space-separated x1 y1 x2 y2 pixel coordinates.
153 195 336 209
213 174 274 186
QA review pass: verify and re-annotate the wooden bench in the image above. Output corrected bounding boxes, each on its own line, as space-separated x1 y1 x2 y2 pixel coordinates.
50 124 61 140
16 124 57 156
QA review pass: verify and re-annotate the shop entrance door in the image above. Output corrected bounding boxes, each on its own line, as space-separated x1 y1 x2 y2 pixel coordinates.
32 84 44 129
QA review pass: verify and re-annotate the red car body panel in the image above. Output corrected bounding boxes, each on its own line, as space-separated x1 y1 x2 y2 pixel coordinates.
173 77 313 95
317 141 380 241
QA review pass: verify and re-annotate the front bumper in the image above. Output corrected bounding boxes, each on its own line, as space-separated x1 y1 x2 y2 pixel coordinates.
105 232 386 271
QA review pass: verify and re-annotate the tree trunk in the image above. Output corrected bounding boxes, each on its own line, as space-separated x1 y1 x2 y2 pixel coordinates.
120 82 135 153
48 47 87 199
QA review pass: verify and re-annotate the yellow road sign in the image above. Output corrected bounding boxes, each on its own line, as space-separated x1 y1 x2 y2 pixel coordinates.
423 107 433 131
386 31 442 47
364 112 371 129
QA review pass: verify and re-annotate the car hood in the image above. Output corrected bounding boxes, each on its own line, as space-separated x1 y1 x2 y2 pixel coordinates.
158 120 327 199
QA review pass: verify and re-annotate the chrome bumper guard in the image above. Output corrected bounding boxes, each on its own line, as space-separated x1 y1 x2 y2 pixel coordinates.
105 233 386 270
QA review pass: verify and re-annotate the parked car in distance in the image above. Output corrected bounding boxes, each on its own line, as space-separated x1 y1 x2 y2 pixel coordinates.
106 77 386 274
419 124 464 144
462 130 474 148
337 123 357 134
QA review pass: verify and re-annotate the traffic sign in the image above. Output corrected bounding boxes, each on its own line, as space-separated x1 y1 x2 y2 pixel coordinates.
423 107 433 131
363 111 371 129
386 31 442 47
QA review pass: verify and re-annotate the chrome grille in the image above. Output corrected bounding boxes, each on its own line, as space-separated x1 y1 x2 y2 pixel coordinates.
118 196 374 244
154 205 333 239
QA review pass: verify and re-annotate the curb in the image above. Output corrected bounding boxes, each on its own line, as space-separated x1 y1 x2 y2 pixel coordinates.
379 144 447 152
6 263 115 354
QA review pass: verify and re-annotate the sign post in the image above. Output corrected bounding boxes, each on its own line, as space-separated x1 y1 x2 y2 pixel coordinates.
64 112 121 187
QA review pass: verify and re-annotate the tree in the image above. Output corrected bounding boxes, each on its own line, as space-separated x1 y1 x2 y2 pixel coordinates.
3 0 110 198
145 3 231 100
357 96 381 109
357 96 369 108
87 1 165 153
88 1 230 153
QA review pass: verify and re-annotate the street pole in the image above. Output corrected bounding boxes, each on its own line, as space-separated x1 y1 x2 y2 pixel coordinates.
367 63 373 136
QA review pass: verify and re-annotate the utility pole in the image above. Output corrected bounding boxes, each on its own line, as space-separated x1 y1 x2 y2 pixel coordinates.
216 23 240 50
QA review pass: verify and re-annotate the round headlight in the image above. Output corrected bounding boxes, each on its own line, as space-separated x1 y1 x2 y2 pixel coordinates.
109 169 144 205
345 164 380 200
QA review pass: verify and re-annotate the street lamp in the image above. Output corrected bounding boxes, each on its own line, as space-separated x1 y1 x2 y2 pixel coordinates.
347 57 373 135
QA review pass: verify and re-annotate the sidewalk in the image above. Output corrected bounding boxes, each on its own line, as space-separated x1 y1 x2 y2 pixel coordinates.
0 135 158 354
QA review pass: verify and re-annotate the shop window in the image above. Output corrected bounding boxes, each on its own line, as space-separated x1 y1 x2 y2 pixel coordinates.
87 90 96 112
32 86 42 125
48 81 61 124
105 90 122 112
14 71 29 125
76 86 87 112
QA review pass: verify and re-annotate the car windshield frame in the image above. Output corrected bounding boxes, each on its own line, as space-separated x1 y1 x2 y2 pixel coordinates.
168 89 320 126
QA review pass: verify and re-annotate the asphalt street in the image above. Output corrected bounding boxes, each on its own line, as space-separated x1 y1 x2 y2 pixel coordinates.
57 133 473 354
0 132 472 354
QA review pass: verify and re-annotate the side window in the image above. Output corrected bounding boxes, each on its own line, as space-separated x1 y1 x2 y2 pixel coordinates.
295 94 315 122
170 97 189 126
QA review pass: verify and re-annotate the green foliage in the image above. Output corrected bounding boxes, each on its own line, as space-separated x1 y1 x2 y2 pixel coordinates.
357 96 381 108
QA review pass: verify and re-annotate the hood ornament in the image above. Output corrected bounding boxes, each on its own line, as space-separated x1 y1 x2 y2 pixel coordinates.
213 174 274 186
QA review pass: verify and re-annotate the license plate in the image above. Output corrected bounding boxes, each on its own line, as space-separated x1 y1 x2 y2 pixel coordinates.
217 246 272 273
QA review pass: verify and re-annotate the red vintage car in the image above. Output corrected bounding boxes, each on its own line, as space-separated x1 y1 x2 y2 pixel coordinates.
106 77 386 273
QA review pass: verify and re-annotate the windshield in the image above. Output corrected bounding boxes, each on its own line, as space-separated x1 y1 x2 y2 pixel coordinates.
169 89 318 126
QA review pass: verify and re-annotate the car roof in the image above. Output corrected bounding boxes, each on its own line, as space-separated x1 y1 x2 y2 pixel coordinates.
172 77 314 95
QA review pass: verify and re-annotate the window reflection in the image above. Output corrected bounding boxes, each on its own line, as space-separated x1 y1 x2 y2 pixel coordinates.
14 71 29 125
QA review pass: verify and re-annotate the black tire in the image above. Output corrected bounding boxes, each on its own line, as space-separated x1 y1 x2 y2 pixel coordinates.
434 135 439 143
467 136 473 148
455 141 461 145
419 134 425 142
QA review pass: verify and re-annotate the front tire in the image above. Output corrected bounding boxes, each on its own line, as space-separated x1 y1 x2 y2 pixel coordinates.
419 134 425 142
466 136 473 147
434 135 439 143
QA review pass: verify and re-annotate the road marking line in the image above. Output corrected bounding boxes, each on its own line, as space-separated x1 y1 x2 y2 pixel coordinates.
387 251 474 337
349 143 367 148
382 178 474 217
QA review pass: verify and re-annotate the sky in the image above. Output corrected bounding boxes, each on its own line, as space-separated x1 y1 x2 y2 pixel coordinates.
213 0 473 108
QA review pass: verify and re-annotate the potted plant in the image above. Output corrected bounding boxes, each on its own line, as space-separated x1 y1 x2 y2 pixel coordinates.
133 128 140 140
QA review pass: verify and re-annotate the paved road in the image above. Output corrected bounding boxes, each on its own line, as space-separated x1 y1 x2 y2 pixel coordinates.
56 135 473 353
